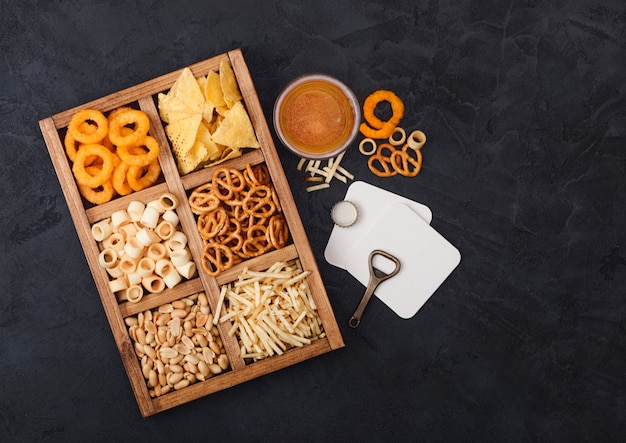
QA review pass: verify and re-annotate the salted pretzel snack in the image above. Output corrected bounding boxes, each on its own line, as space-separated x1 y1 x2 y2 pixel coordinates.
367 143 399 178
64 107 161 204
189 163 290 276
366 142 423 178
390 144 422 177
201 242 234 277
212 167 246 201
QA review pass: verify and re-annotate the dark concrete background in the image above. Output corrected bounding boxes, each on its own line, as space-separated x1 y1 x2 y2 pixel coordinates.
1 0 625 441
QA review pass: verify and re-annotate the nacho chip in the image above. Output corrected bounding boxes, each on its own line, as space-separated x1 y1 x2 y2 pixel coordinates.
160 63 259 174
211 101 260 148
196 122 220 161
164 114 203 174
206 147 242 166
219 60 242 108
169 68 205 109
205 70 226 108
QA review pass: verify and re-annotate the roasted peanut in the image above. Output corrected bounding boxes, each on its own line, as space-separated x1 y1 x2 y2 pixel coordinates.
125 291 230 398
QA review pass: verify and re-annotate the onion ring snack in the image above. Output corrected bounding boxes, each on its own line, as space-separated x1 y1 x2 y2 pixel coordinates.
72 144 115 188
116 136 160 167
68 109 108 144
359 90 405 140
108 108 150 147
64 107 161 204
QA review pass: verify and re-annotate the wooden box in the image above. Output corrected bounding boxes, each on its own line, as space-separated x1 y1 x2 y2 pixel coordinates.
39 49 344 417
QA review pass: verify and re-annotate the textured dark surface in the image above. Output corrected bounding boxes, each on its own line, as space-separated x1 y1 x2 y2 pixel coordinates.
1 0 625 441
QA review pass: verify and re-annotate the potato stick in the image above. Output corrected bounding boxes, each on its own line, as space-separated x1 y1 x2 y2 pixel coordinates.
213 285 228 325
296 158 307 171
305 166 327 176
302 176 324 182
322 152 344 183
234 276 261 288
246 270 292 279
239 315 257 346
258 318 287 351
304 284 317 311
284 270 310 287
309 160 322 172
219 310 238 323
267 261 286 273
337 165 354 179
252 323 280 356
228 320 238 337
292 310 308 329
228 291 254 308
287 286 301 311
277 313 295 334
306 183 330 192
322 168 348 183
237 321 254 351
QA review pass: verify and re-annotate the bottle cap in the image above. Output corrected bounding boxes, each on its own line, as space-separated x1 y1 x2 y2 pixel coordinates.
330 200 358 227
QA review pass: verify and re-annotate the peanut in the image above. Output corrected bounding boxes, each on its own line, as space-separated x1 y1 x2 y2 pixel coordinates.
125 291 230 397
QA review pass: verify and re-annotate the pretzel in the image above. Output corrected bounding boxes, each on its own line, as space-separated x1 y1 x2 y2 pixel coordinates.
197 207 228 240
391 145 422 177
216 218 244 254
242 224 270 258
242 185 276 218
201 242 234 277
212 167 245 201
367 143 399 178
267 214 289 249
189 183 220 214
244 163 271 186
189 164 290 276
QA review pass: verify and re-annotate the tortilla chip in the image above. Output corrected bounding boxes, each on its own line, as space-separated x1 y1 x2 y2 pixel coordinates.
205 70 226 108
219 60 242 108
211 101 259 148
169 68 205 108
164 114 203 174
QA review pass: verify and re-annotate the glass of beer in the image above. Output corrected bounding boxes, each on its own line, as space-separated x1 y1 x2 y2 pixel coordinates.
273 74 360 160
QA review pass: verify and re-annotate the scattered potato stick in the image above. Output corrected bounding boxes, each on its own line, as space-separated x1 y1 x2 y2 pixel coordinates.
306 183 331 192
297 153 353 191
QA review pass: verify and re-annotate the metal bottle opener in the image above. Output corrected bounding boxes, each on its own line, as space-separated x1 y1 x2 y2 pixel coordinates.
349 249 401 328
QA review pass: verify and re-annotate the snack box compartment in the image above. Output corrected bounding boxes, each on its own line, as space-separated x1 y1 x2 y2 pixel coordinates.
39 49 344 417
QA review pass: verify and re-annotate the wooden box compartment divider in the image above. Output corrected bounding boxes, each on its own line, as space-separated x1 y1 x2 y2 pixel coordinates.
39 49 344 417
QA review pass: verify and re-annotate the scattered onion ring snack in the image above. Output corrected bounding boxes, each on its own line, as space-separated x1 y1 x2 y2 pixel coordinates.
64 107 161 204
359 90 405 139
